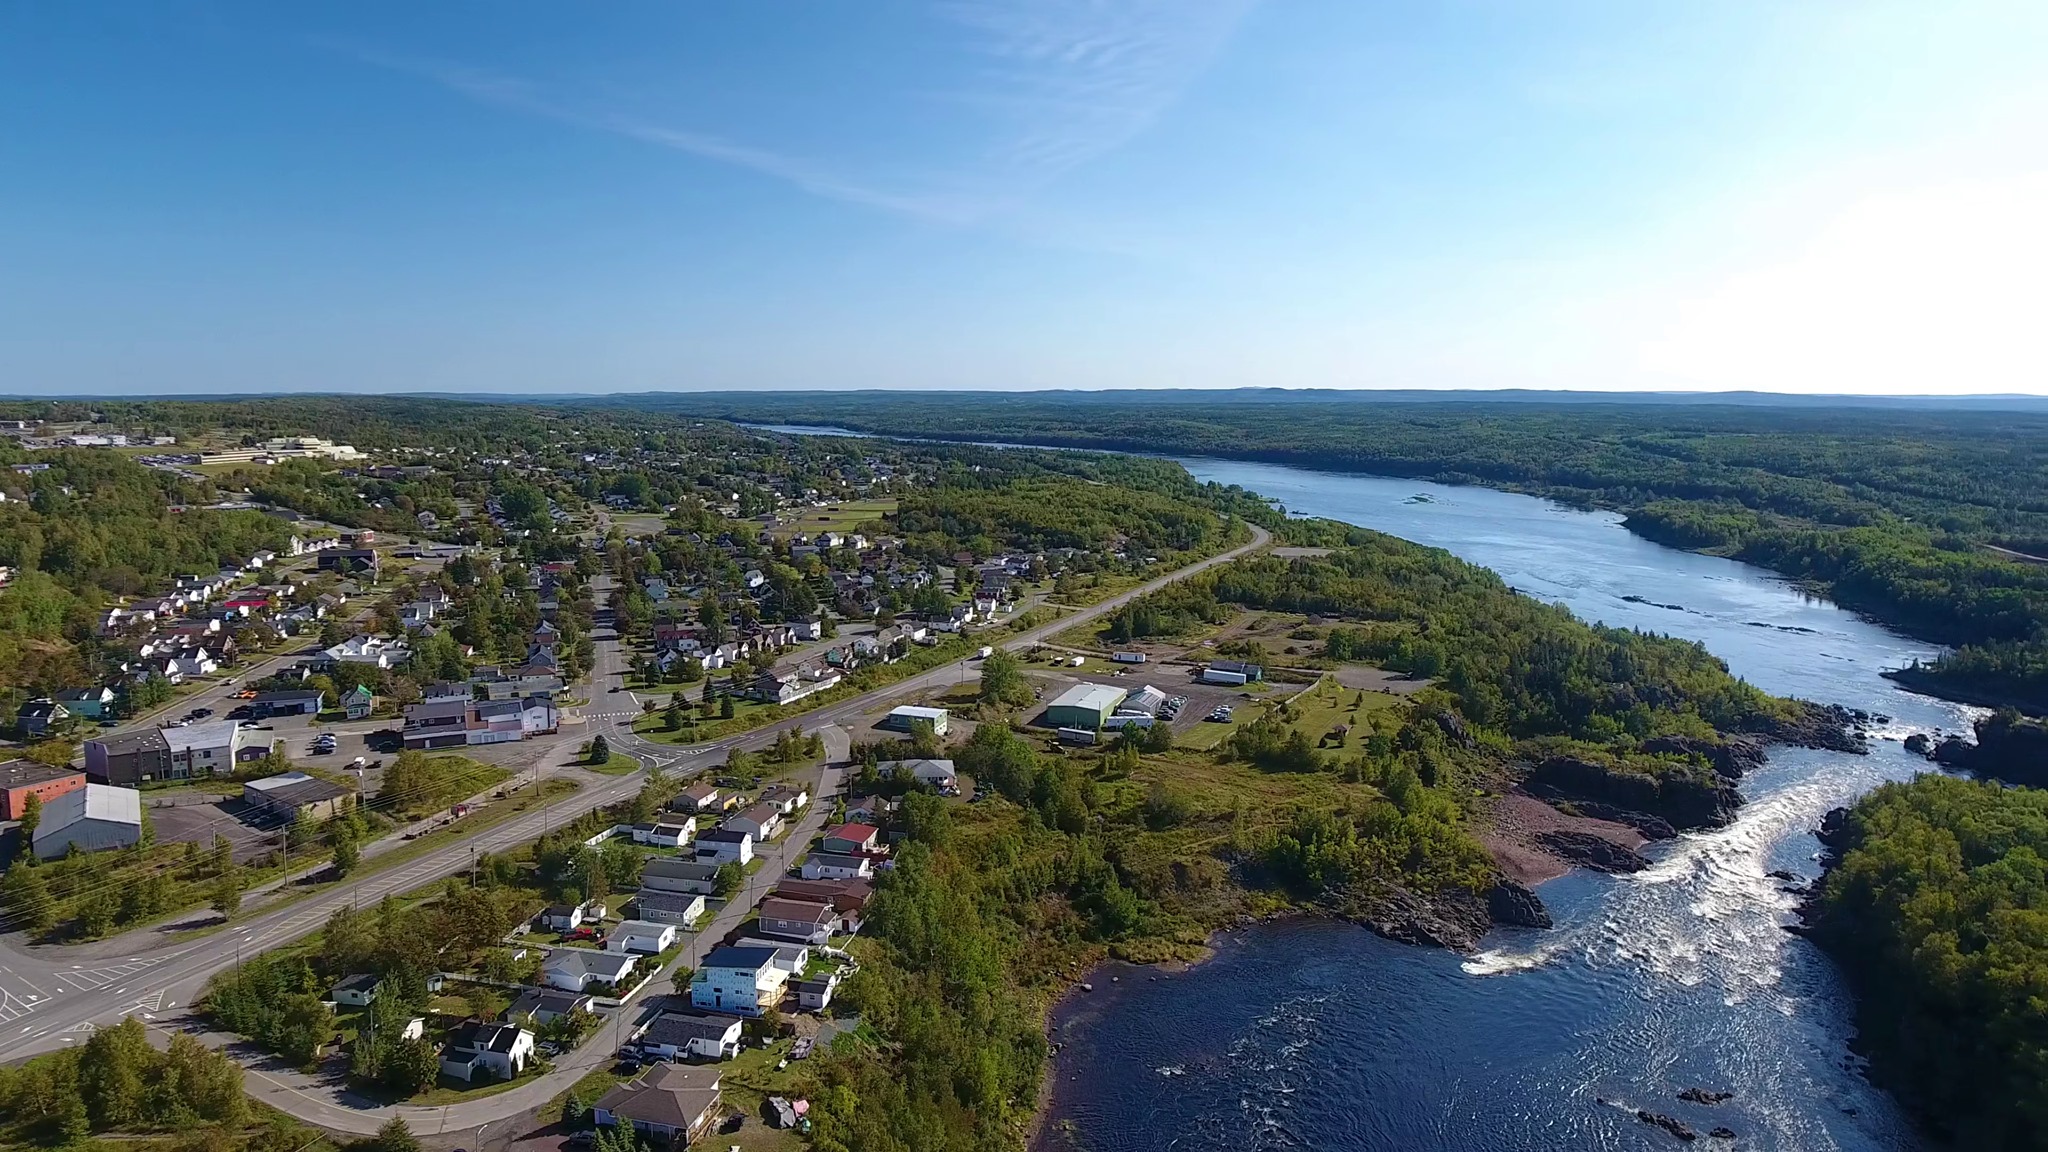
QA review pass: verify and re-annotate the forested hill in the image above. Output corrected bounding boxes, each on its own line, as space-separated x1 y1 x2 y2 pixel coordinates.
593 391 2048 712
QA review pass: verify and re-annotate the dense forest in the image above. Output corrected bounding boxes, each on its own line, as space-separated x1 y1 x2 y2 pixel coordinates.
1807 774 2048 1149
606 391 2048 711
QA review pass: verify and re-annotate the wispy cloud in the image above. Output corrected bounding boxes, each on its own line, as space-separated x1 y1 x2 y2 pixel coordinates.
937 0 1256 183
340 0 1254 226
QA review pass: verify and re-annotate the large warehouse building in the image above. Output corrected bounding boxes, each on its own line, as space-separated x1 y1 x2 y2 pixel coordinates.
1043 683 1129 730
33 784 143 859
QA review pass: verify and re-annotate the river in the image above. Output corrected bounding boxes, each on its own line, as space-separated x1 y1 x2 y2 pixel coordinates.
748 425 1971 1150
1041 458 1976 1152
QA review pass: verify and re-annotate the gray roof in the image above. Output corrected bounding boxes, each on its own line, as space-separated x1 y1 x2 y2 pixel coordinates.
642 1011 742 1047
88 728 170 756
0 759 83 788
701 945 780 972
642 858 719 884
37 784 141 833
505 989 589 1019
637 889 706 915
544 949 637 978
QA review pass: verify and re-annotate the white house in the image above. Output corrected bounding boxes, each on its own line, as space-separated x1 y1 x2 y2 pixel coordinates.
439 1021 535 1084
722 802 784 842
693 828 754 866
330 974 381 1007
689 946 789 1017
880 758 958 790
635 1011 745 1062
644 819 696 849
801 852 875 882
542 948 638 993
608 919 680 956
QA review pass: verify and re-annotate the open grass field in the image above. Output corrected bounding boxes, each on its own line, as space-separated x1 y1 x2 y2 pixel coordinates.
765 498 896 538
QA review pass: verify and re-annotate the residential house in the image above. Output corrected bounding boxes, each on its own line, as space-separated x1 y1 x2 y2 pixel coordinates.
670 783 723 813
439 1021 535 1084
54 686 116 721
422 680 472 704
640 857 720 896
608 920 680 956
32 784 144 859
723 801 784 842
502 989 595 1028
820 823 881 857
593 1064 723 1146
634 1011 743 1062
541 949 638 994
634 889 707 928
315 548 380 577
638 819 696 849
879 758 958 791
758 783 809 817
795 971 841 1012
321 634 409 669
689 946 789 1017
16 698 68 737
341 685 375 719
845 796 895 825
693 828 754 866
755 898 838 945
541 903 589 932
330 974 381 1007
800 852 874 882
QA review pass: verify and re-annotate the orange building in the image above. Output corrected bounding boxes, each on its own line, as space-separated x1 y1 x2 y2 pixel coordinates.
1 759 88 821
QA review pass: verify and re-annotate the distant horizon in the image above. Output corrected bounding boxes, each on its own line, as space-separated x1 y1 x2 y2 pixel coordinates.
9 385 2048 408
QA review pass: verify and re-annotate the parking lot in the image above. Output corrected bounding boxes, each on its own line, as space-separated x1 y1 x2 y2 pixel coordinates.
1024 670 1272 738
146 797 279 864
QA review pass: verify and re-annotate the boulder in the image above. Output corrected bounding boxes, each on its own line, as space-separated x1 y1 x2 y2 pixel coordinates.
1536 830 1650 874
1486 878 1552 929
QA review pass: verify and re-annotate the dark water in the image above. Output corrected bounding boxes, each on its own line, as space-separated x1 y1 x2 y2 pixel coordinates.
1042 459 1980 1152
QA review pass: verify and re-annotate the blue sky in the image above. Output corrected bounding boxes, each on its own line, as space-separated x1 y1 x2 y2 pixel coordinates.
3 1 2045 395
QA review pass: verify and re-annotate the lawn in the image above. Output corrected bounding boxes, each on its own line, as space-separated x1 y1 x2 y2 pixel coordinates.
541 1061 638 1126
582 751 643 776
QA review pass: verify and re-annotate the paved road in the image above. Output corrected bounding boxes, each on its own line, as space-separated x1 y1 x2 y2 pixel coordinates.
0 523 1270 1130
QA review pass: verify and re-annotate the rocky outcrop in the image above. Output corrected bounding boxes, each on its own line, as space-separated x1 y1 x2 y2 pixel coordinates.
1903 733 1931 755
1486 878 1552 928
1747 702 1867 754
1536 830 1650 873
1528 755 1741 831
1642 733 1768 781
1677 1088 1734 1105
1924 713 2048 787
1637 1111 1697 1142
1345 881 1493 952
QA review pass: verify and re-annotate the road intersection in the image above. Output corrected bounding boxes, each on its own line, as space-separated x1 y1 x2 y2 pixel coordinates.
0 523 1270 1133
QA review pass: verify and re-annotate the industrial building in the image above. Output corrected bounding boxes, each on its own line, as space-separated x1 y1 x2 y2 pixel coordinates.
243 771 351 824
1043 683 1129 730
1 759 87 821
881 705 949 736
33 783 144 859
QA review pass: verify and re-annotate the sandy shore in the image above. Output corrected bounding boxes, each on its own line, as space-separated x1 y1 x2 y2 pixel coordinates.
1479 789 1648 885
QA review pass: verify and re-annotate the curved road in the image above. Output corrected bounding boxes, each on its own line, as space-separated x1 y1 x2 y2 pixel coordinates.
0 522 1269 1134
